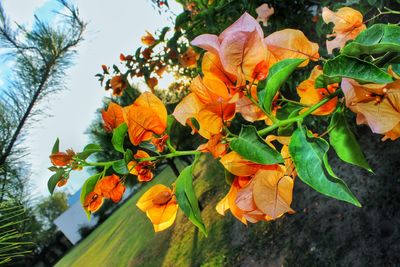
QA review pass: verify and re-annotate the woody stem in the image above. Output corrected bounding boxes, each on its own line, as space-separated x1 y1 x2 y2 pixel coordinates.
257 89 342 136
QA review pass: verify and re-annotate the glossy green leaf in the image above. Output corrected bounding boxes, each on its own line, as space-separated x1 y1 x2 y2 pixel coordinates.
47 169 64 195
80 173 102 220
112 159 129 175
342 24 400 56
289 127 361 207
76 144 103 160
175 165 207 236
259 58 305 112
323 55 393 84
112 123 128 153
329 108 372 172
124 149 134 163
51 138 60 154
276 103 302 136
230 125 283 164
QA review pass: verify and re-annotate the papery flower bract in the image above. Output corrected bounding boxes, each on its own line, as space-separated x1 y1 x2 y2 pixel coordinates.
136 184 178 232
217 164 294 224
124 92 167 146
134 150 155 182
264 29 320 67
110 75 127 96
96 174 126 203
322 7 366 54
57 178 68 187
342 78 400 141
192 12 270 84
255 3 274 27
173 75 235 139
141 31 156 46
147 77 158 91
297 66 338 115
197 133 228 158
102 102 125 132
83 191 104 213
220 151 272 177
179 47 199 68
50 149 75 167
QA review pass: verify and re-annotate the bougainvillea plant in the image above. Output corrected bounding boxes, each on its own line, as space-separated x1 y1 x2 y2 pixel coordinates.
47 6 400 234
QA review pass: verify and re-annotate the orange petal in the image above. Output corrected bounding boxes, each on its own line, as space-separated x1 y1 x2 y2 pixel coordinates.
220 151 263 176
255 3 274 27
147 200 178 232
297 66 338 115
265 29 319 66
136 184 172 212
102 102 125 132
252 166 294 219
322 7 366 53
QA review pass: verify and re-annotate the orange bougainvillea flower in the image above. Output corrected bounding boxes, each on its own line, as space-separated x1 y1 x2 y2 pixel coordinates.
192 12 270 84
322 7 366 54
57 178 68 187
110 75 127 96
197 133 228 158
255 3 274 27
217 164 294 224
102 102 125 132
146 77 158 92
137 184 178 232
124 92 167 146
173 74 236 139
179 47 199 68
83 191 104 213
264 29 320 67
96 174 126 203
141 31 156 46
296 66 338 115
220 151 273 177
151 134 169 152
132 150 155 182
341 78 400 141
50 149 75 167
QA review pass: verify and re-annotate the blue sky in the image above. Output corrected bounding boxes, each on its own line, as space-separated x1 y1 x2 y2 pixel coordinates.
1 0 182 198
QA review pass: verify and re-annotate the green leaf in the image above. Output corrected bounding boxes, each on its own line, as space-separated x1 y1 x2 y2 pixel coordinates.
259 58 305 112
51 138 60 154
124 149 134 163
175 165 207 236
76 144 103 160
230 125 283 164
323 55 393 84
80 173 102 220
112 123 128 153
276 103 302 136
289 127 361 207
112 159 129 175
47 169 64 195
329 108 372 172
342 24 400 56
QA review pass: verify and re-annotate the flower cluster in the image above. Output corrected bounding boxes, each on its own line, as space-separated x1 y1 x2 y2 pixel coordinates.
47 5 400 235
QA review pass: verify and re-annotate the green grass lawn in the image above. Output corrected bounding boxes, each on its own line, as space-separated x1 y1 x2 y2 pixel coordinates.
55 156 237 267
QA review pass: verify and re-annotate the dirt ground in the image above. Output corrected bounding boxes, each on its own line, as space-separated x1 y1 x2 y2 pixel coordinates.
226 125 400 267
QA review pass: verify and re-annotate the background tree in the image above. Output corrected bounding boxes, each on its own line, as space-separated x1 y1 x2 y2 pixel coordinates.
0 0 86 264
